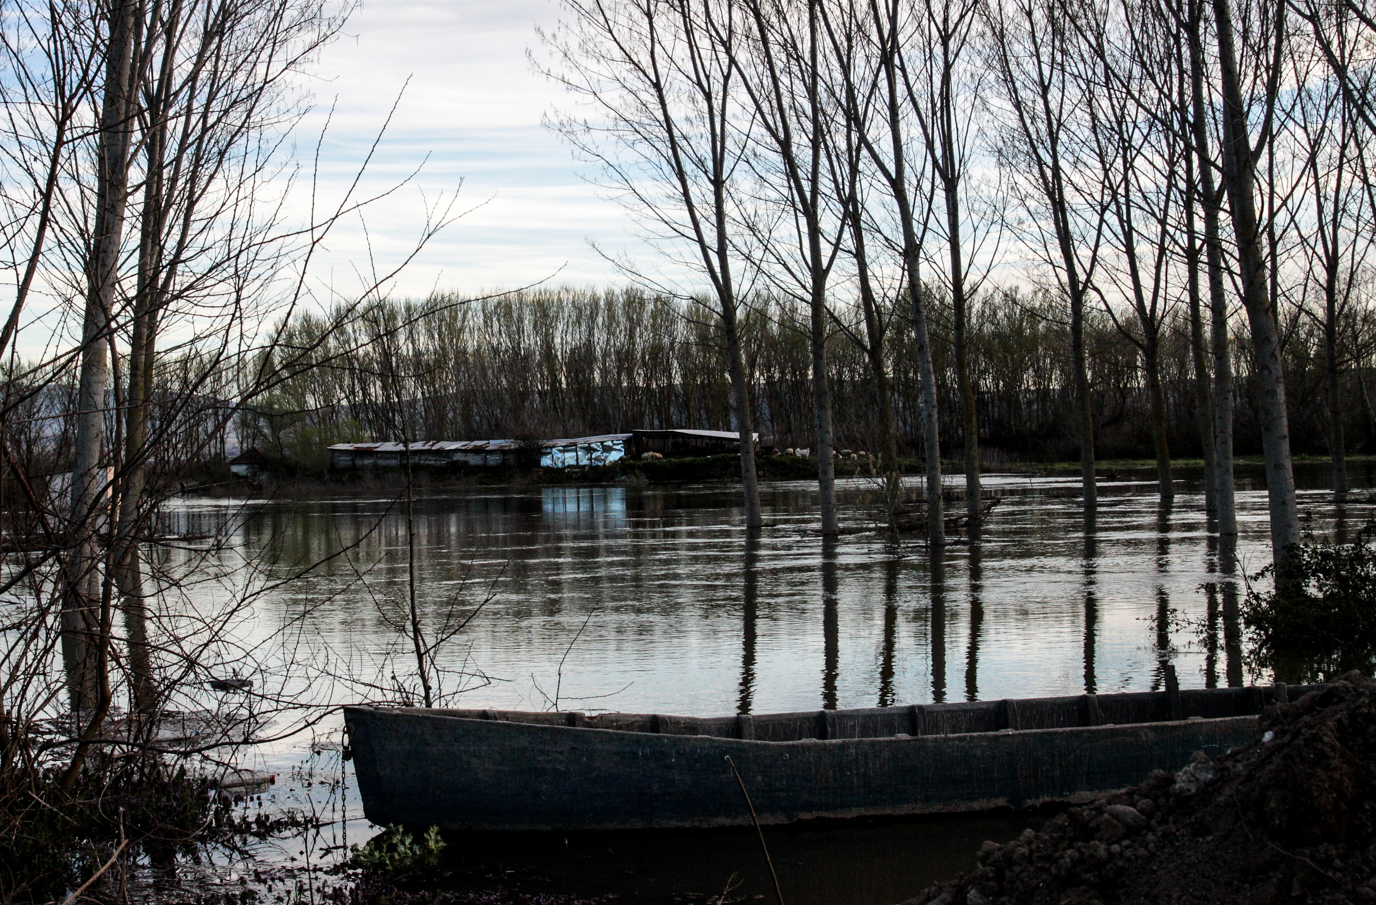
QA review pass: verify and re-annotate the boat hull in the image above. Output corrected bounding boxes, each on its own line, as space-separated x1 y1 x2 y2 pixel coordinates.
345 696 1279 831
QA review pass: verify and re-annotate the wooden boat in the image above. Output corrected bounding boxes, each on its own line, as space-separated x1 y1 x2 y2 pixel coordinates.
344 678 1315 833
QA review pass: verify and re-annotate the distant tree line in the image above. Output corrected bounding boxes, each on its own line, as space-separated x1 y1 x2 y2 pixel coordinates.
244 283 1376 469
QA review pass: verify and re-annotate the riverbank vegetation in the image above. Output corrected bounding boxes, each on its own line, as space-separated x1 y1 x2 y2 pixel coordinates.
1243 528 1376 683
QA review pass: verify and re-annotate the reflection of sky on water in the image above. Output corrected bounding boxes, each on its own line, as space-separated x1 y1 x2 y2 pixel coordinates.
151 463 1375 736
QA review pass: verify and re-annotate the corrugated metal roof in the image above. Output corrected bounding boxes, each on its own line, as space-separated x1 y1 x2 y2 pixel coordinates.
633 429 759 441
328 440 519 452
543 433 633 447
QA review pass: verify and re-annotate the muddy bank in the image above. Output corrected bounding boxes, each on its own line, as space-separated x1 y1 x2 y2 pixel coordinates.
904 674 1376 905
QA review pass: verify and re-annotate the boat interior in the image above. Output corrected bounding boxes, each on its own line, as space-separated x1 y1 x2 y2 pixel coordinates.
400 681 1321 742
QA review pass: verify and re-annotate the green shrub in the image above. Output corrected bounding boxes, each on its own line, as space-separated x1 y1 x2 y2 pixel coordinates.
1242 526 1376 683
347 825 446 876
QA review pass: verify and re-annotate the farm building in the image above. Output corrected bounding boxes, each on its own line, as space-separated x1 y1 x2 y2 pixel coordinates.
328 440 521 471
628 429 756 459
328 429 757 471
539 434 631 468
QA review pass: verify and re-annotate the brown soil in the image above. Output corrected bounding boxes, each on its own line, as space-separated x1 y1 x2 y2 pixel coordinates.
902 673 1376 905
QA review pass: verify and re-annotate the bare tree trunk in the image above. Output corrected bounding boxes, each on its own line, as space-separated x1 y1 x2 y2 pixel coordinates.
723 303 764 529
1326 284 1348 494
1183 140 1217 516
1144 339 1173 502
1187 0 1236 535
113 1 180 717
810 258 838 536
805 0 838 537
822 5 901 520
924 1 980 527
65 0 141 716
947 188 981 527
737 0 839 535
1210 0 1299 580
1071 282 1097 516
912 282 943 546
849 197 902 516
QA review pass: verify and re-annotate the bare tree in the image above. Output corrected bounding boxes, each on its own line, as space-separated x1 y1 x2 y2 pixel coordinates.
982 0 1105 519
1287 5 1376 497
859 0 944 545
64 0 142 727
1077 0 1184 503
1184 0 1238 535
1209 0 1301 580
545 0 765 531
735 0 848 536
905 0 997 527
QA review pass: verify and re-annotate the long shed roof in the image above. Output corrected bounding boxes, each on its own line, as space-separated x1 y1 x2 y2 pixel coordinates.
328 440 519 453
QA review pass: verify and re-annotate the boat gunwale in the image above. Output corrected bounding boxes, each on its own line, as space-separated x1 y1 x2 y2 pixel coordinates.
345 703 1264 746
345 681 1312 746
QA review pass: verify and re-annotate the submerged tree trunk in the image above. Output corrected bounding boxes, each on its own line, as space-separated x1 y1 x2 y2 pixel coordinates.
724 307 764 530
912 283 944 546
810 262 838 536
1144 338 1174 502
923 6 980 530
1072 294 1097 515
739 0 838 536
1210 0 1300 580
1314 143 1350 497
1325 289 1348 495
850 205 902 517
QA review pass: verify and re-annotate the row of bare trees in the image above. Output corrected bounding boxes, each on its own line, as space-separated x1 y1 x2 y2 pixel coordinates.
539 0 1376 577
246 283 1376 478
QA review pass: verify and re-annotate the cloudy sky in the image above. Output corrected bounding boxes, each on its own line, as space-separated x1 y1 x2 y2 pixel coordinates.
296 0 632 301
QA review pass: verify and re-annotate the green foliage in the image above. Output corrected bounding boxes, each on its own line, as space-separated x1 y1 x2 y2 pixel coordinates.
347 825 446 876
1242 526 1376 683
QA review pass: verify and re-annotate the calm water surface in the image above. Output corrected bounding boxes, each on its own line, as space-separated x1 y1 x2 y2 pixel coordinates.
155 463 1372 904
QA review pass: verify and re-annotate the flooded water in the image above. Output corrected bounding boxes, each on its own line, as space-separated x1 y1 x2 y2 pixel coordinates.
151 462 1371 904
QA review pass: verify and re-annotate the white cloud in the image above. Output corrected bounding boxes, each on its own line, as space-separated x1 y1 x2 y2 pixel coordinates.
292 0 640 301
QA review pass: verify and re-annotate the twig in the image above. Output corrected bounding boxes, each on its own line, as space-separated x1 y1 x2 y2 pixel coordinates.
716 871 744 905
553 609 596 711
58 839 127 905
725 755 786 905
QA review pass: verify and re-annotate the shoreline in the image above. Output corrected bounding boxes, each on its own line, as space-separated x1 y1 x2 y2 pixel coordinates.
182 453 1367 500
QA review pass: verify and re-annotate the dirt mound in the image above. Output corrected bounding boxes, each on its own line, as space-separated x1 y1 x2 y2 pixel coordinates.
903 673 1376 905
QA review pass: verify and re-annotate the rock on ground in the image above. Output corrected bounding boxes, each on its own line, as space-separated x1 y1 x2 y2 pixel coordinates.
902 672 1376 905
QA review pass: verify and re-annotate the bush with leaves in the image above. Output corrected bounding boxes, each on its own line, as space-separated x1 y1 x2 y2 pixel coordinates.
348 825 447 876
1242 526 1376 683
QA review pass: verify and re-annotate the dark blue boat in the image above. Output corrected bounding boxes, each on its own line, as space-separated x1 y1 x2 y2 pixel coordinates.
344 681 1309 832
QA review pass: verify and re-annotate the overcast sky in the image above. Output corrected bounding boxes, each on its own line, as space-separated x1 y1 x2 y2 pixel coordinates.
296 0 631 302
